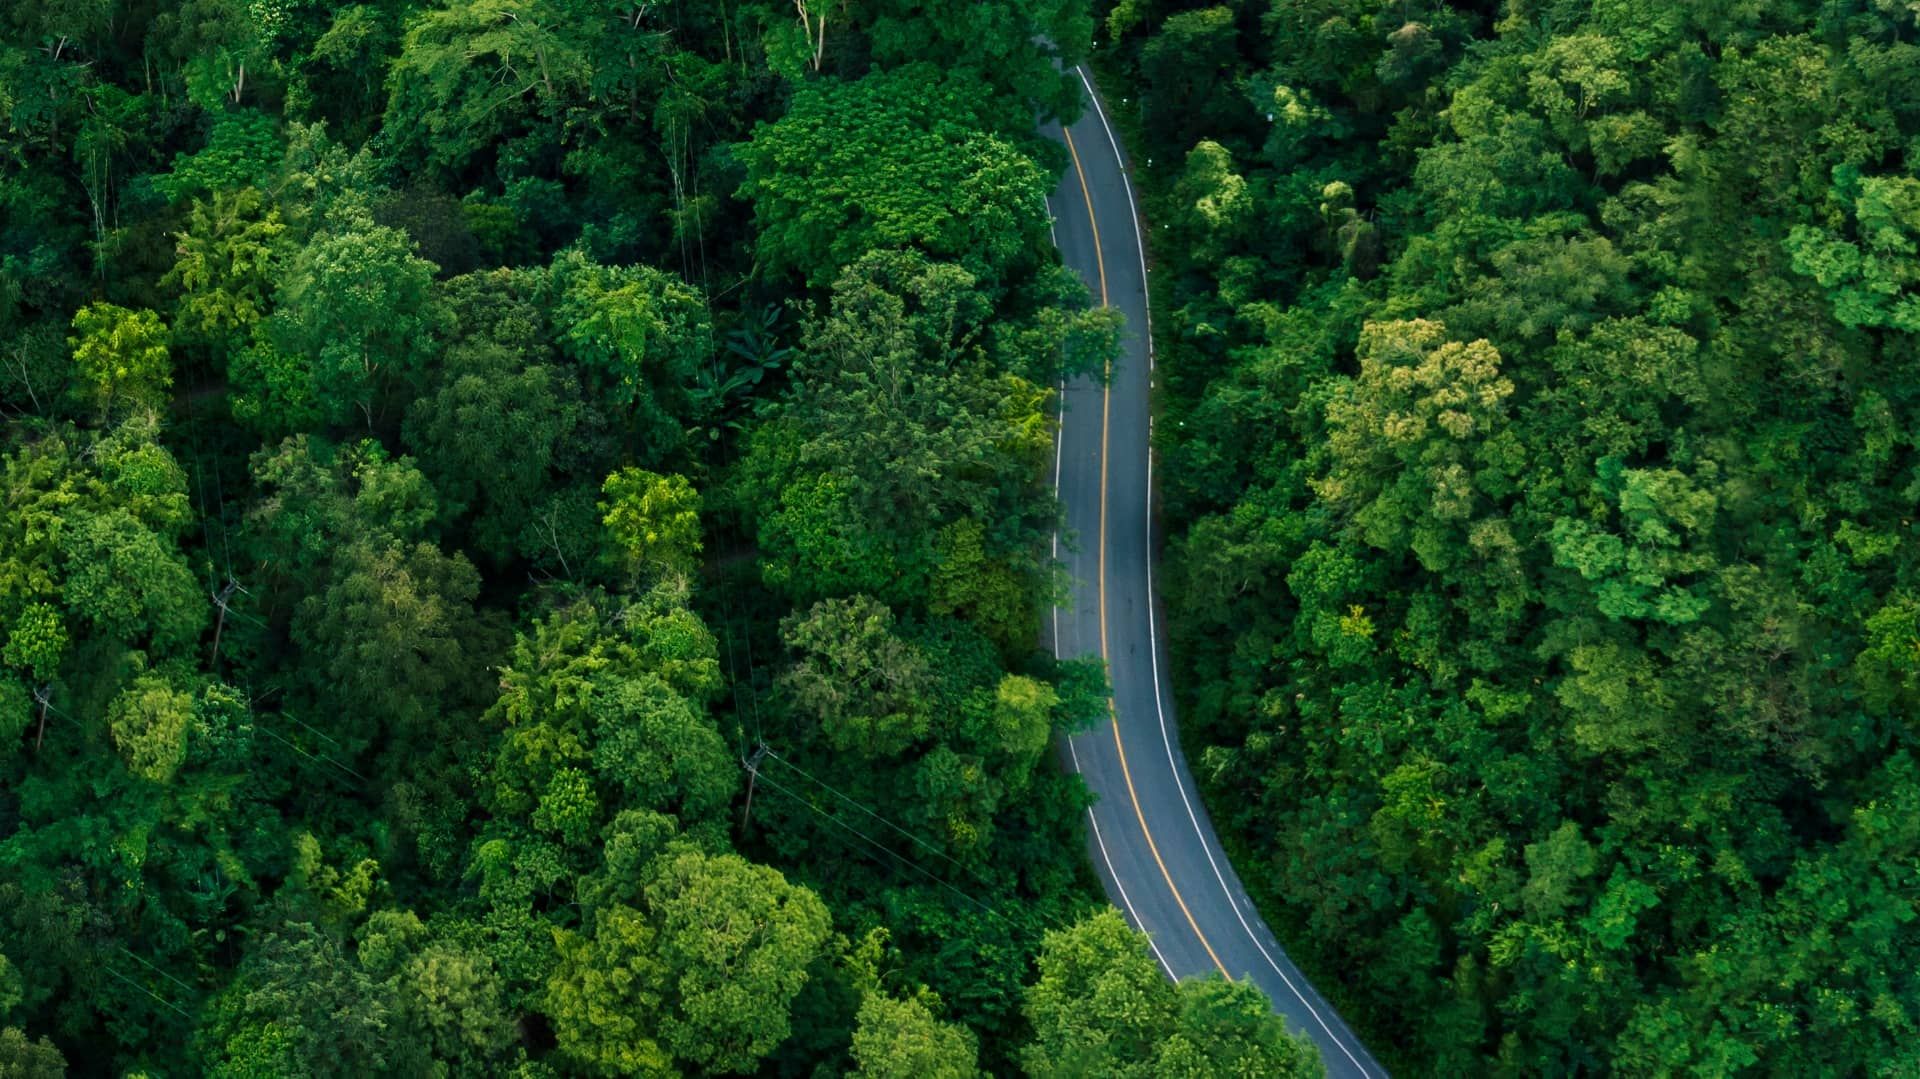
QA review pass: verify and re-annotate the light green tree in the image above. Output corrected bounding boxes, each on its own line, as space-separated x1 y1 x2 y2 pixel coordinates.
737 65 1051 289
1024 908 1323 1077
1785 171 1920 332
163 186 286 345
0 1027 65 1079
357 910 514 1073
546 903 673 1077
552 251 710 416
642 844 834 1072
69 303 172 417
487 593 732 832
1022 908 1175 1077
599 468 702 581
108 672 195 782
851 992 981 1079
1314 319 1514 571
2 603 66 683
548 845 832 1075
60 509 206 655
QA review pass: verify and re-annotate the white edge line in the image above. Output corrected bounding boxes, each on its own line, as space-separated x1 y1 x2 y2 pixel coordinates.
1068 735 1175 978
1043 209 1173 977
1073 65 1378 1078
1074 68 1152 371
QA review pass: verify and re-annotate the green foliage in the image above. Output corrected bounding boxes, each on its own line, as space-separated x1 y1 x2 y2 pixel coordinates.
930 518 1041 653
296 5 399 144
1787 171 1920 331
197 923 395 1078
62 509 206 652
1111 0 1920 1071
782 595 933 759
743 248 1067 610
487 592 732 836
545 902 673 1077
257 208 442 429
2 603 65 682
1 424 206 680
599 468 701 581
68 303 172 418
0 679 32 752
738 65 1051 289
0 5 1155 1075
380 0 591 179
1315 318 1514 572
551 251 710 430
293 538 486 750
850 992 981 1079
164 187 287 345
0 1027 66 1078
548 844 833 1076
107 671 195 782
854 0 1092 119
641 844 834 1071
357 911 514 1074
154 110 285 202
403 339 582 564
1023 909 1321 1078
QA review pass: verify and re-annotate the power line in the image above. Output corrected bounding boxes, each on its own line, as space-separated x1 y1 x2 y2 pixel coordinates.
177 375 237 588
745 763 1009 926
102 965 195 1021
205 439 238 584
716 594 753 761
190 454 222 591
28 677 368 789
733 585 768 745
252 721 368 785
278 710 344 751
34 672 359 780
760 747 1002 895
119 947 198 997
758 746 1073 932
241 696 367 783
710 556 767 756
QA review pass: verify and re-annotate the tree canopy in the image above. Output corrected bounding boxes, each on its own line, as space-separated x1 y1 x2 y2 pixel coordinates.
0 3 1207 1077
1102 0 1920 1073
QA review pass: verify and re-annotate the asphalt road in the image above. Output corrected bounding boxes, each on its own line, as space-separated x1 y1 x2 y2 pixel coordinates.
1044 67 1388 1079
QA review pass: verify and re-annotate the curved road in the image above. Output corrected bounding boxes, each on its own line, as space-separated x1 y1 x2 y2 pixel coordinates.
1044 68 1386 1079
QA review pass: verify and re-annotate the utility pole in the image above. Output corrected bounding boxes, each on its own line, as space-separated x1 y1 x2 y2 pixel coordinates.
209 576 247 673
31 684 51 752
742 743 770 830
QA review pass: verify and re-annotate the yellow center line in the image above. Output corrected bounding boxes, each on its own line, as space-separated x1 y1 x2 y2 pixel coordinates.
1062 125 1229 979
1063 127 1109 307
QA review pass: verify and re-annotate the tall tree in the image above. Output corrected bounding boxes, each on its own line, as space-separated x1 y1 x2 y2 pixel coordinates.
737 65 1051 290
1023 909 1322 1077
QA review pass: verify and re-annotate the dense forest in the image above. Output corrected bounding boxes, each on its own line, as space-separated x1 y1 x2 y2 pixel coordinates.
0 2 1330 1076
1102 0 1920 1074
14 0 1915 1073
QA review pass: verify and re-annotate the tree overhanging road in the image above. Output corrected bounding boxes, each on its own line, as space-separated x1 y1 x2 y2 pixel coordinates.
1044 67 1388 1079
